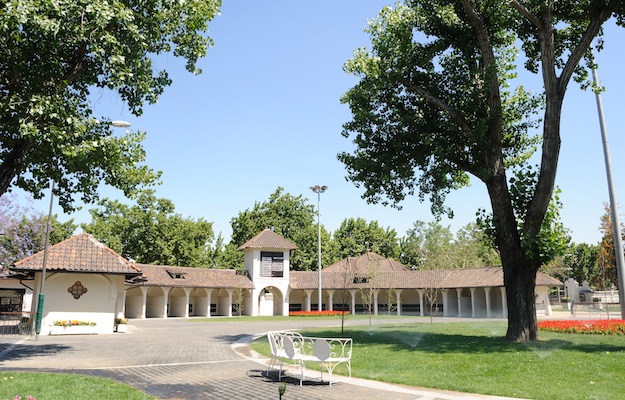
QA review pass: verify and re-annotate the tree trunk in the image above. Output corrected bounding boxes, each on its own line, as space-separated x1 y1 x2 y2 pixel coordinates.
0 138 31 197
503 259 539 341
485 166 540 341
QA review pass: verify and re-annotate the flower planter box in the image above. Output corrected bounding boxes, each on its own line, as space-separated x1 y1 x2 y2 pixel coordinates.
115 324 127 333
50 325 98 335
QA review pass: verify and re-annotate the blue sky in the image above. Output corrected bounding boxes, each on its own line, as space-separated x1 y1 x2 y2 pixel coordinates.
20 1 625 246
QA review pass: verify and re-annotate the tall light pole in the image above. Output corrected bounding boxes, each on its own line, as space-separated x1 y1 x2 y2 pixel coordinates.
591 55 625 318
34 120 131 339
310 185 327 311
34 179 54 340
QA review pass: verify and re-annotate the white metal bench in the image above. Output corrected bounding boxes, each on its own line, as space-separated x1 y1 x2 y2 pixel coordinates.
267 330 352 386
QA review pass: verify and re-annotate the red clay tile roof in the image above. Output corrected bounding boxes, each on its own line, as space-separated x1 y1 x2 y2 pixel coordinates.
134 264 254 289
289 267 561 290
237 229 298 251
12 233 141 276
323 252 410 273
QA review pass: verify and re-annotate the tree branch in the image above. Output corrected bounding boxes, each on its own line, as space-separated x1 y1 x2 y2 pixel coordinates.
558 12 612 93
509 0 542 30
459 0 501 112
525 6 613 238
62 41 88 87
401 79 476 142
0 139 33 197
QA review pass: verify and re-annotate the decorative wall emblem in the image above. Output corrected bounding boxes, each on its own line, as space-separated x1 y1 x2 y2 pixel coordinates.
68 281 88 299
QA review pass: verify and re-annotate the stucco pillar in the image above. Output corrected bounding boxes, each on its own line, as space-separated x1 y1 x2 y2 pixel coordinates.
205 289 213 317
116 285 127 319
284 288 291 317
485 287 492 318
140 286 148 319
469 288 476 318
327 290 335 311
162 288 170 318
373 290 380 316
395 289 403 316
441 289 449 317
184 288 192 318
417 289 424 316
226 289 233 317
304 290 313 312
500 287 508 318
350 290 357 314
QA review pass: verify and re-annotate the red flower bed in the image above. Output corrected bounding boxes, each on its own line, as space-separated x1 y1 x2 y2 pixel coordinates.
289 310 349 317
538 319 625 335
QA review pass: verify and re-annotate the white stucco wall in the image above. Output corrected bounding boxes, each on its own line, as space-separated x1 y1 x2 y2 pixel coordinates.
35 272 124 335
244 248 290 316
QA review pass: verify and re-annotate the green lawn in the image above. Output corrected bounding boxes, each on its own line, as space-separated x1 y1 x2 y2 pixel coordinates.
252 321 625 400
0 372 154 400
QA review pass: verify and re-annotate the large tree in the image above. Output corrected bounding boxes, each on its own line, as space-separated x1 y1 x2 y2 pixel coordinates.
400 221 500 269
339 1 623 341
543 242 600 287
598 203 624 289
82 192 214 266
229 187 326 271
1 0 221 211
332 217 400 261
0 194 76 266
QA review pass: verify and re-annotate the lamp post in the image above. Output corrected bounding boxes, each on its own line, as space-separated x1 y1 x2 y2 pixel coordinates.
112 120 131 128
591 57 625 318
310 185 327 312
34 179 54 340
34 120 131 339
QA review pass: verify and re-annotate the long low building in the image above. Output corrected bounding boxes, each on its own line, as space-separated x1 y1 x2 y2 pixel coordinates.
4 229 561 334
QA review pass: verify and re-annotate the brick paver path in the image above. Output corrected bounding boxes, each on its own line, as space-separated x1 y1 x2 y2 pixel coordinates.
0 317 520 400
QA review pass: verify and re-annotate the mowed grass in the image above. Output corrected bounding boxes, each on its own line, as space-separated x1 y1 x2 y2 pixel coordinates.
252 321 625 400
0 372 154 400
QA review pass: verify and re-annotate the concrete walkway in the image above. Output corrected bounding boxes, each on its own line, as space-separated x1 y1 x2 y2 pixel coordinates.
0 317 525 400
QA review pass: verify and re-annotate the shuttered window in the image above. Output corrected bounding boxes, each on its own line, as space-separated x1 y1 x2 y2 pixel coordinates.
260 251 284 277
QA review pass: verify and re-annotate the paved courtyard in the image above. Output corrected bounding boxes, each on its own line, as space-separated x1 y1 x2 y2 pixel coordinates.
0 317 524 400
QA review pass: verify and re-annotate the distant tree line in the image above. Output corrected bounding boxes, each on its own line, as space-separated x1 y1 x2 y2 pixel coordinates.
3 188 621 291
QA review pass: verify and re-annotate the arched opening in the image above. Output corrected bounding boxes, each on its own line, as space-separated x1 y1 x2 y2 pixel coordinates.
146 287 168 318
446 288 459 316
125 287 143 318
168 287 187 317
257 286 284 316
192 288 210 317
473 287 488 317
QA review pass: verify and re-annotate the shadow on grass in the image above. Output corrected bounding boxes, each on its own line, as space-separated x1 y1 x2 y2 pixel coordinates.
303 328 625 356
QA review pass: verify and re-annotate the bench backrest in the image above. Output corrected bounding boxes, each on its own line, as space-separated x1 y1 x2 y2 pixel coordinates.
268 331 352 361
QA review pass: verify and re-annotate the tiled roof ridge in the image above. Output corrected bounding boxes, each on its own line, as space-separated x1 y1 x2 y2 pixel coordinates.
13 232 141 275
237 229 298 251
136 264 239 273
85 233 142 273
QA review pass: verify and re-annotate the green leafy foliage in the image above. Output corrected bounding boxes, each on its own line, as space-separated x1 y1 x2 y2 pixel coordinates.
400 220 500 269
0 0 221 210
82 191 214 266
598 203 625 289
229 187 321 271
331 217 400 260
339 0 623 341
